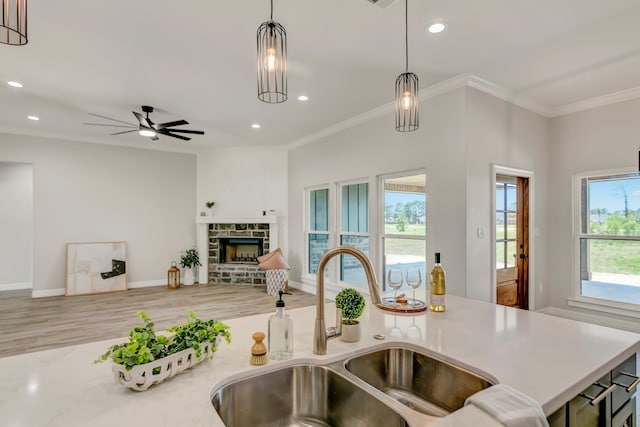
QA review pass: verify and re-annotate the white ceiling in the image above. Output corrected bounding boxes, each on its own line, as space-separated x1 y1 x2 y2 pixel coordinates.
2 0 640 150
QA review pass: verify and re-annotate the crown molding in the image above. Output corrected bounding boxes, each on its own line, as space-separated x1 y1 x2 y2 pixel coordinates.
553 85 640 117
286 73 471 149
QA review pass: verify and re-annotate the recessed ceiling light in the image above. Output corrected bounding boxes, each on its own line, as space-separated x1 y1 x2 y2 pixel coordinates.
251 123 261 129
27 115 39 121
297 95 309 102
7 81 23 88
427 21 446 34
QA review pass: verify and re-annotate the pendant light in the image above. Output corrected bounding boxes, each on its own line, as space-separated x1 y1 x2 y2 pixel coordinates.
395 0 418 132
257 0 287 103
1 0 27 45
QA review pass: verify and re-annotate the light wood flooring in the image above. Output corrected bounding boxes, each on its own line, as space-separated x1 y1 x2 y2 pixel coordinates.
0 284 317 359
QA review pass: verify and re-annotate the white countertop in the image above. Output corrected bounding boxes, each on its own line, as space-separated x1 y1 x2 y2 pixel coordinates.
1 294 638 426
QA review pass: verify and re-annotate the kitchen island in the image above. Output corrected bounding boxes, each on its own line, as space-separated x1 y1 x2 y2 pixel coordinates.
0 294 638 426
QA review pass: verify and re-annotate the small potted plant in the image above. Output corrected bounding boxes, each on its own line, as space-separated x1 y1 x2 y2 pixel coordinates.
180 247 202 285
335 288 366 342
205 201 215 216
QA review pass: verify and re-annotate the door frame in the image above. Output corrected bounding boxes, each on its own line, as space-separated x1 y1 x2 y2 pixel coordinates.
490 164 536 310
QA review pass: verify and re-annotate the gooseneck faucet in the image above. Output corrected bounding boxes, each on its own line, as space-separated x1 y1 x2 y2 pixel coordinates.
313 246 383 355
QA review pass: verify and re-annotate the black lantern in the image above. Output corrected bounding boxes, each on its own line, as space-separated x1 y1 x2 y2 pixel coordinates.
1 0 28 45
167 261 180 289
257 0 287 103
395 0 418 132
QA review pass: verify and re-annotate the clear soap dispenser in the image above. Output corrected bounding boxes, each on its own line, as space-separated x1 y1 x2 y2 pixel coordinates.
268 290 293 360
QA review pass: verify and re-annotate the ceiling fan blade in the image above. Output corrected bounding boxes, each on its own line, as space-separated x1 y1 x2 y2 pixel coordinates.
88 113 136 126
84 123 137 128
162 129 204 135
110 129 138 136
160 130 191 141
154 120 189 130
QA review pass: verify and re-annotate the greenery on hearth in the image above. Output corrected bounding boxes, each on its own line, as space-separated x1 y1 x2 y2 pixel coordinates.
335 288 365 325
95 310 231 371
179 247 202 269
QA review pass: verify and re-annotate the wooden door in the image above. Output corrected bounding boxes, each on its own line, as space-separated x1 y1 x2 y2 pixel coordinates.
496 175 529 309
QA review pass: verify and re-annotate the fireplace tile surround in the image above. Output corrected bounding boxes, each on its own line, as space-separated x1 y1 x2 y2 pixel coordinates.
196 216 278 285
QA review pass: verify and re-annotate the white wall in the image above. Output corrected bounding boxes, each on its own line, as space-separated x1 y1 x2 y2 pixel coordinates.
548 98 640 317
0 133 197 296
288 88 469 297
466 88 550 308
197 147 289 253
0 162 33 288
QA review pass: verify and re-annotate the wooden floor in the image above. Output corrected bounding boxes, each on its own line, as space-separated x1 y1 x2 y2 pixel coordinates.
0 284 317 359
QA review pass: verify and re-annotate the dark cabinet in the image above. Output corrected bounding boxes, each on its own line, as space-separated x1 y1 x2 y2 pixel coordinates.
548 354 637 427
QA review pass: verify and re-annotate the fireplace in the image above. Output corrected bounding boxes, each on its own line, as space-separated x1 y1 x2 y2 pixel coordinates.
219 238 264 264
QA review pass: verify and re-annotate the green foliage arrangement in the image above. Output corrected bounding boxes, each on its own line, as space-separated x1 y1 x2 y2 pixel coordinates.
95 310 231 371
335 288 366 325
180 247 202 269
205 201 215 209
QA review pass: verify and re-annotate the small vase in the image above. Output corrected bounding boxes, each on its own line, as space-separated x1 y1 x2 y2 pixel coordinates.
340 321 361 342
183 268 194 286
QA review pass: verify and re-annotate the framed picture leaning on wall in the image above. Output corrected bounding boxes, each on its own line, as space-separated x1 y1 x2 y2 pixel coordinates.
65 242 127 296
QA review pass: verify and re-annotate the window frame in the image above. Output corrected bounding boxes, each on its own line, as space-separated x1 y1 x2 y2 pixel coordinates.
305 185 332 278
379 170 427 291
337 179 370 286
569 167 640 318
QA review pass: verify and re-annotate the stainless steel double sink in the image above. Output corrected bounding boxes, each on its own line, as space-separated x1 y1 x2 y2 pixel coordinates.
211 345 496 426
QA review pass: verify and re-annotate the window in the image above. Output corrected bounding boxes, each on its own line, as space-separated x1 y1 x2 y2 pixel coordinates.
339 183 369 287
496 177 517 269
578 171 640 306
307 188 329 275
381 173 426 290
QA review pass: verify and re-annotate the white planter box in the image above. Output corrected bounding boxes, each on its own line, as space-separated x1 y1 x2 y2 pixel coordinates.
111 339 218 391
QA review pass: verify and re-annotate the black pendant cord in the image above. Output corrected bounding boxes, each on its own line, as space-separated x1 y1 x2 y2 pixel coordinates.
270 0 273 20
405 0 409 72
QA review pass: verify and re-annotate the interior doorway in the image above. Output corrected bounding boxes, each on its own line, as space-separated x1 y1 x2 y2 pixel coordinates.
495 173 530 309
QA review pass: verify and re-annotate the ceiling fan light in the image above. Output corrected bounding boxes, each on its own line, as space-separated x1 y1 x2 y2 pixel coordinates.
0 0 28 45
257 1 287 104
139 129 156 138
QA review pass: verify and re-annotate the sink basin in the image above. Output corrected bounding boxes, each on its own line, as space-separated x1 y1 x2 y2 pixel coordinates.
344 347 495 417
211 364 408 427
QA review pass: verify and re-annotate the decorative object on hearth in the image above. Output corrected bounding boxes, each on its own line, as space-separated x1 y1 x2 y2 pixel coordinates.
258 248 292 295
84 106 205 142
205 201 215 216
179 247 202 285
257 0 287 103
395 0 419 132
335 288 366 342
167 261 180 289
0 0 28 45
95 310 231 391
65 242 127 296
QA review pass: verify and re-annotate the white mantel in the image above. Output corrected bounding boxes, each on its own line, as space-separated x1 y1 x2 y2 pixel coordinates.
196 216 279 283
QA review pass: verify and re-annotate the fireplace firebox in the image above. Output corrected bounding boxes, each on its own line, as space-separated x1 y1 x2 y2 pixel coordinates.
219 238 264 264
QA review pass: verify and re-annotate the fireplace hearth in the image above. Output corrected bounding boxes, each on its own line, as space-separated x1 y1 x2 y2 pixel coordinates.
219 238 264 264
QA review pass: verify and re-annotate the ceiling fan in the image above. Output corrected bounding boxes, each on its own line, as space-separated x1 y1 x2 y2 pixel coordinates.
84 106 205 141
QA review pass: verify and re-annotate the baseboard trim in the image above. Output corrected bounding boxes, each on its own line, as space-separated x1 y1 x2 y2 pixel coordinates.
128 280 165 289
32 288 65 298
0 282 32 291
537 306 640 333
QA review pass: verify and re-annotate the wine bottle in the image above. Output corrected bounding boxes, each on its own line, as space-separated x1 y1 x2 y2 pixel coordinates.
429 252 446 312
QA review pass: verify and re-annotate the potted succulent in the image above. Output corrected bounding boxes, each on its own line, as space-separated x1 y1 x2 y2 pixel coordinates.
335 288 366 342
95 310 231 391
180 247 201 285
205 201 215 216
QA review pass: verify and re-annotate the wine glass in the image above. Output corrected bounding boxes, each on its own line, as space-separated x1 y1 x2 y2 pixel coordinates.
387 269 403 306
406 268 422 305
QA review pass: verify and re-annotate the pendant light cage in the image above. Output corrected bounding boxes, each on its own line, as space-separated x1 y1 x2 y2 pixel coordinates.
395 72 419 132
395 0 418 132
257 18 287 103
1 0 27 45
